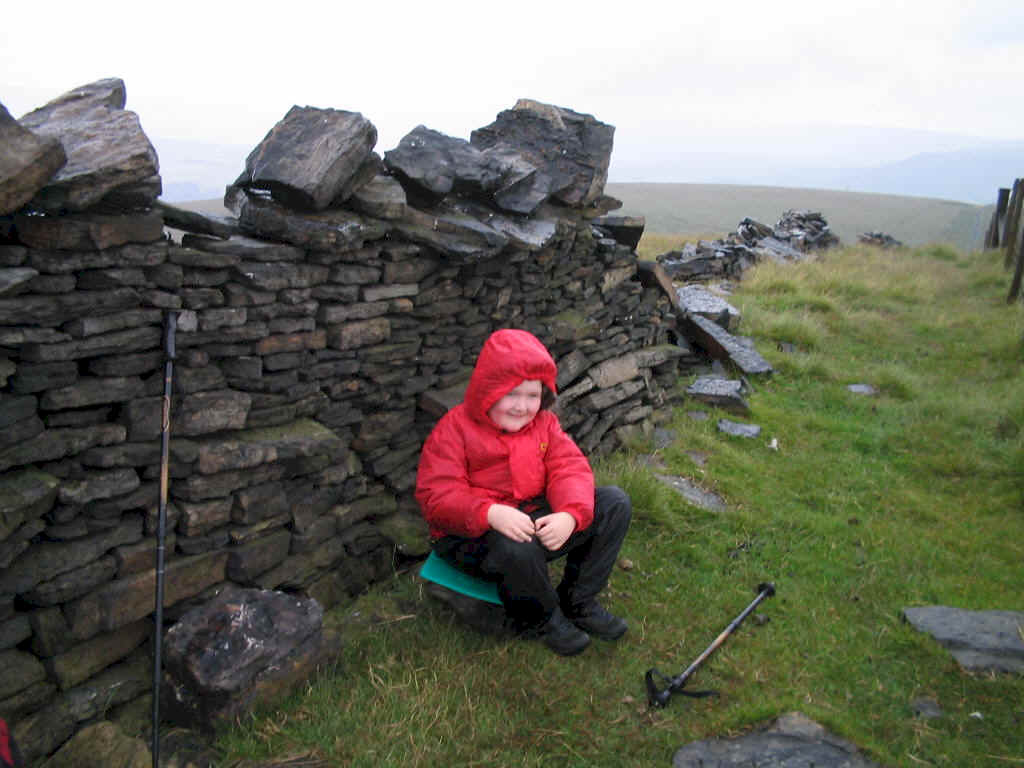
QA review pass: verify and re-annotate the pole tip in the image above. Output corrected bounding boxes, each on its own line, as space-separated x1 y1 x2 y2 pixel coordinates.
756 582 776 597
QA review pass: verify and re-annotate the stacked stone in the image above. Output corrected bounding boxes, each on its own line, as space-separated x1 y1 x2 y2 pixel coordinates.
0 79 183 759
773 210 839 251
0 83 701 762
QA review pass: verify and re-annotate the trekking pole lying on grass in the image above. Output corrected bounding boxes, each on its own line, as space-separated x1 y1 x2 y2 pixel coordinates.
645 582 776 708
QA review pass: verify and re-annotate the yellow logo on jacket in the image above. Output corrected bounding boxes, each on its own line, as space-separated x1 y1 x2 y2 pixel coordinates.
539 442 548 454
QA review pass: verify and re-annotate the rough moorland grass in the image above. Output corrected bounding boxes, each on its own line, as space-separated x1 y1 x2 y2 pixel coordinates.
214 245 1023 768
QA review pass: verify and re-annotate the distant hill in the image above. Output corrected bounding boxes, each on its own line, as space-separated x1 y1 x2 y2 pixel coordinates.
608 129 1024 205
775 145 1024 205
605 183 993 252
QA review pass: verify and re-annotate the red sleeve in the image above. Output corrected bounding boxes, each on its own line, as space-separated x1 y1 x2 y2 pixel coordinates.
540 413 595 532
414 411 493 539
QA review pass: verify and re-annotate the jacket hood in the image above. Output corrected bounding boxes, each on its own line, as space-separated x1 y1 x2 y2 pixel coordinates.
464 329 558 426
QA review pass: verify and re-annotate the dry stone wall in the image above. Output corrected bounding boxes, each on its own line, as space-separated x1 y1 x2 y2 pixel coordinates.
0 80 705 762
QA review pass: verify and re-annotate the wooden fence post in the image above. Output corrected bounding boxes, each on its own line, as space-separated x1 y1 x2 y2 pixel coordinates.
1006 179 1024 303
1003 180 1022 270
985 187 1010 249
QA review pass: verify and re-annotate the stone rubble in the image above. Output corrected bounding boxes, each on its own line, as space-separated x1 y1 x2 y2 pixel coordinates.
858 231 904 248
658 209 839 283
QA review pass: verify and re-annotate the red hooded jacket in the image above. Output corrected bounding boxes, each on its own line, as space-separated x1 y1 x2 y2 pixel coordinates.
415 329 595 540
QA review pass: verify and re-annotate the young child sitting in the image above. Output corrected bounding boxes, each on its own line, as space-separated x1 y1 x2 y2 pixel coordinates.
415 329 632 655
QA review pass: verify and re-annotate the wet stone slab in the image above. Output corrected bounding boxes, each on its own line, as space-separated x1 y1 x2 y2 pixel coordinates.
901 605 1024 674
654 473 727 512
683 313 773 376
675 284 740 331
717 419 762 439
673 711 883 767
847 383 877 396
686 376 750 415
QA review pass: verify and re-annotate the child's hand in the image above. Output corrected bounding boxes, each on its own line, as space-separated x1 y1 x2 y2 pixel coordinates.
487 504 536 543
534 512 576 551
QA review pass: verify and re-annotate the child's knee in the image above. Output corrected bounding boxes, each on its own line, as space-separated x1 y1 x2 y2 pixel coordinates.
486 535 545 571
597 485 632 520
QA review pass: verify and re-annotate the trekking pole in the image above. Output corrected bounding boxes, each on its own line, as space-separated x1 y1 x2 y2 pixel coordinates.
152 312 176 768
645 582 775 708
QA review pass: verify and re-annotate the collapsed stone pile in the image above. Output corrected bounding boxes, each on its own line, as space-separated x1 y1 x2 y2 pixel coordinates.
0 82 710 761
772 209 840 251
658 209 839 282
858 231 904 249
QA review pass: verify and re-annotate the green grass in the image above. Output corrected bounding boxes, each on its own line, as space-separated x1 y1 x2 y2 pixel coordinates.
213 244 1024 767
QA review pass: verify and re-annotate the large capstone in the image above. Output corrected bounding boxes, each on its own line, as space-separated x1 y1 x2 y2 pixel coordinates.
17 78 160 213
383 125 551 214
470 99 614 208
233 105 377 211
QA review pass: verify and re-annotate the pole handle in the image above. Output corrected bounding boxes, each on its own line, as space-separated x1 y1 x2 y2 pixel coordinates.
164 312 177 360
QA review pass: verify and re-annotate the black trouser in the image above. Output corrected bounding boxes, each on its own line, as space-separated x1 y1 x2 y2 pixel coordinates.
433 486 632 628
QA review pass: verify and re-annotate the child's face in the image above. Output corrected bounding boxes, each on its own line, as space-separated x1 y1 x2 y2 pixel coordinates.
487 379 543 432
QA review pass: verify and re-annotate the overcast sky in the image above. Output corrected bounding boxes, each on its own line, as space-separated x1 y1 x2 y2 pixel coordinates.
3 0 1022 181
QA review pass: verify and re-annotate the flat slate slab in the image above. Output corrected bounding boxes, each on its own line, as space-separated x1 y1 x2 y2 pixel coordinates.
591 214 645 249
686 376 750 415
901 605 1024 674
675 284 740 331
156 199 237 239
673 711 882 767
683 313 773 376
718 419 762 439
847 383 877 396
654 473 727 512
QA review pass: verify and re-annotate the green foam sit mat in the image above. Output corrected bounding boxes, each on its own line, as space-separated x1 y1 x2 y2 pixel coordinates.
420 550 502 604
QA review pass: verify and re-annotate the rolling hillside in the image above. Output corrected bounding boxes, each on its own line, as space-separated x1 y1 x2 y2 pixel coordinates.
606 182 993 252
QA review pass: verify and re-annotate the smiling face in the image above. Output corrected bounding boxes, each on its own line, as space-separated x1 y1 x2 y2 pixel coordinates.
487 379 543 432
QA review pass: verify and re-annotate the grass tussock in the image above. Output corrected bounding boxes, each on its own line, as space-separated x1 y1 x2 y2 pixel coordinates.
214 244 1024 768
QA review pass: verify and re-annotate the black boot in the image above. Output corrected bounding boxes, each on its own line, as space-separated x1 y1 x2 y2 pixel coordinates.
538 607 591 656
564 601 627 641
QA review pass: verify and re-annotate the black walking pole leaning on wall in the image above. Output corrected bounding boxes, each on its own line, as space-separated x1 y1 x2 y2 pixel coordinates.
152 312 177 768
